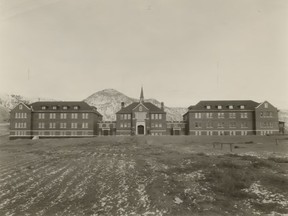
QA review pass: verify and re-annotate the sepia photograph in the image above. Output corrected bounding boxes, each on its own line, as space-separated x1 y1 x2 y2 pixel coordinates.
0 0 288 215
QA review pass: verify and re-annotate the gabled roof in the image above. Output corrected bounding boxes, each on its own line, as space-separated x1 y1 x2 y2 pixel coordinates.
30 101 102 115
116 102 165 114
188 100 260 111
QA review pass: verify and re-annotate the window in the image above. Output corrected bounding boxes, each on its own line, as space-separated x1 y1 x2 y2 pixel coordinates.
206 113 213 118
124 114 127 120
151 114 154 119
63 106 68 110
264 103 268 108
49 113 56 119
50 131 56 136
195 131 202 136
229 122 236 128
228 105 233 109
49 123 56 129
240 105 245 109
217 122 224 128
151 123 155 127
241 131 247 136
19 104 23 110
81 122 88 128
217 105 222 109
195 122 201 128
139 106 142 111
24 113 27 118
155 114 158 120
52 106 57 110
240 113 248 118
71 123 77 129
229 113 236 119
72 131 77 136
120 123 123 128
38 122 45 129
82 113 88 119
60 113 67 119
60 123 67 128
241 122 248 128
230 131 236 136
71 113 78 119
195 113 201 119
159 123 162 128
159 114 162 119
218 113 224 118
127 123 131 127
41 106 46 110
73 106 79 110
127 114 131 120
38 113 45 119
206 105 211 109
207 122 213 128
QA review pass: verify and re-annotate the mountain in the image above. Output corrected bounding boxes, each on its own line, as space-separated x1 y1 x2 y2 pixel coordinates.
84 89 187 121
0 93 55 122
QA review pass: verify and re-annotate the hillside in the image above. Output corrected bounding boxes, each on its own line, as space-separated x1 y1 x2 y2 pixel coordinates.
84 89 187 121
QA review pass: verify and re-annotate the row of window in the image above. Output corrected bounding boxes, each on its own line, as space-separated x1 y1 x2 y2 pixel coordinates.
37 131 89 136
151 114 162 120
195 122 248 129
120 123 131 128
151 123 163 128
120 114 131 120
41 105 79 110
194 112 248 119
38 113 89 119
37 122 89 129
195 131 248 136
260 111 273 118
260 122 275 128
119 113 163 120
15 122 27 128
205 105 246 110
15 113 28 119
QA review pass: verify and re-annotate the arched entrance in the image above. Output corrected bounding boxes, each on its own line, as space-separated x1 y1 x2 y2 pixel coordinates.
137 125 144 135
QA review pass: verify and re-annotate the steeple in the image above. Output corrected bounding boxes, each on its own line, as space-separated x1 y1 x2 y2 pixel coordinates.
140 86 144 103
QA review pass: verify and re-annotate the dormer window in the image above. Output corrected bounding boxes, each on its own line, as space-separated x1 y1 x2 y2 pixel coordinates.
206 105 211 109
264 103 268 108
240 105 245 109
228 105 233 109
217 105 222 109
73 106 79 110
41 106 46 110
19 104 23 110
52 106 57 110
63 106 68 110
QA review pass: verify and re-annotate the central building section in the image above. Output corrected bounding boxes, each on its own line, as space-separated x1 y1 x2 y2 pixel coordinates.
116 87 167 136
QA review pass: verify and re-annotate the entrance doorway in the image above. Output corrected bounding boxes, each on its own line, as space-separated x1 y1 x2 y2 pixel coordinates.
103 130 109 136
137 125 144 135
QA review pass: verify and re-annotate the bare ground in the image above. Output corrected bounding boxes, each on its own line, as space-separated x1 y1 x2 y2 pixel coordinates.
0 135 287 216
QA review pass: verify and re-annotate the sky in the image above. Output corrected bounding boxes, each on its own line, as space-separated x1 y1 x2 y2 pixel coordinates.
0 0 287 108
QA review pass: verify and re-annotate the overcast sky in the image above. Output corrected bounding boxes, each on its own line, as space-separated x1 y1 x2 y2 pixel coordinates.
0 0 287 108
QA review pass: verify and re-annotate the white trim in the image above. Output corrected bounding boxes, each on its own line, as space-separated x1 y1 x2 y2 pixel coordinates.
132 102 149 111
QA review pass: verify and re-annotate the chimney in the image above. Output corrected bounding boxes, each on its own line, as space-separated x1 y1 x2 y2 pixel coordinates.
121 102 125 108
161 102 164 111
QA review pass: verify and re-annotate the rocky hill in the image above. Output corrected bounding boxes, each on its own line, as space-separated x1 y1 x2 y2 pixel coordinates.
84 89 187 121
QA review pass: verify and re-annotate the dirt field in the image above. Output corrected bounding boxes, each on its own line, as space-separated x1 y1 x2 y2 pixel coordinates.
0 135 288 216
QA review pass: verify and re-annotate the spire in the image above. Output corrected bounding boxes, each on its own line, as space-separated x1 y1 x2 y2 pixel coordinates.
140 86 144 103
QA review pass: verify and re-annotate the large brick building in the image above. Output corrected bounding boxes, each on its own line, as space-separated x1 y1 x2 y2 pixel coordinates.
9 90 283 139
183 100 279 136
115 87 167 135
10 101 102 139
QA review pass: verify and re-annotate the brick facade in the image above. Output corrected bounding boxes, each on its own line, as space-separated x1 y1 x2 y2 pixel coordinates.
184 100 280 136
10 101 102 139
